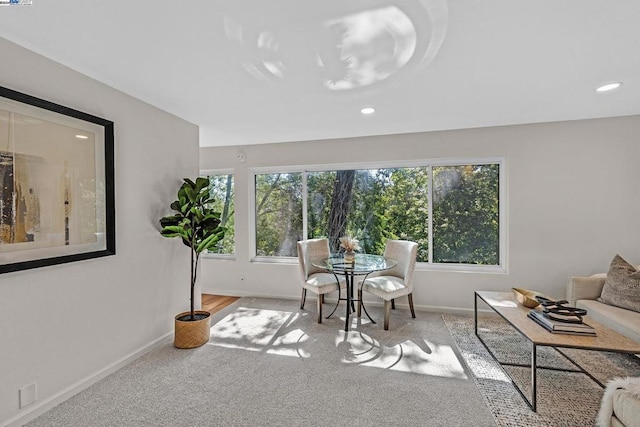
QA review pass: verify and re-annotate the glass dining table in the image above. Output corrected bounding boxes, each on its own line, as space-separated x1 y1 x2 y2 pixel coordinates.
311 254 397 331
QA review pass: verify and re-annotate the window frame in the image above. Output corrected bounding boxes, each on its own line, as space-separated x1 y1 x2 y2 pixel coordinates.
200 168 236 260
250 157 507 273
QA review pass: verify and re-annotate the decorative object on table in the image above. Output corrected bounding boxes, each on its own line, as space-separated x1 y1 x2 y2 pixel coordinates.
0 85 115 274
511 287 546 308
339 236 360 264
296 238 345 323
359 240 418 330
536 296 588 323
159 177 226 348
527 296 596 336
528 310 596 335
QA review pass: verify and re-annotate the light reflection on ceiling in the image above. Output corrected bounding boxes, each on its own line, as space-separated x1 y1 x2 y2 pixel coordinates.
223 0 448 93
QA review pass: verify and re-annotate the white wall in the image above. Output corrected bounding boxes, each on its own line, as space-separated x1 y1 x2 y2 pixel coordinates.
0 38 199 425
199 116 640 312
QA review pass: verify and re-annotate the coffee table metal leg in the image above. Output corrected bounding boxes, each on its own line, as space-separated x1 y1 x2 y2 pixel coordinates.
475 292 538 412
531 342 537 412
554 348 605 388
474 292 478 335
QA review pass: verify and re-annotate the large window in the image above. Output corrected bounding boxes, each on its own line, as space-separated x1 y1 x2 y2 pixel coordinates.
255 173 303 256
204 173 235 255
307 168 429 260
432 165 499 265
253 160 503 268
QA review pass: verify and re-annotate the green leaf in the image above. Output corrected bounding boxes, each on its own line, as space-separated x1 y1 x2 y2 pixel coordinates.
184 185 196 202
201 216 221 231
169 201 181 212
159 215 183 229
160 225 189 239
195 177 209 193
195 228 226 253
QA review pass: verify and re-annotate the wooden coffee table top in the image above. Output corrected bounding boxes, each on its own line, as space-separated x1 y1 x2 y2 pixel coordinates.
476 291 640 353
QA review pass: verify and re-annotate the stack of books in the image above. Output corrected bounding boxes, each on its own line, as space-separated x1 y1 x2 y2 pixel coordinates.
528 309 596 336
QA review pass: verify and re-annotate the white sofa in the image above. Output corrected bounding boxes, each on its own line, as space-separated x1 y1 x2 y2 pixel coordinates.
567 270 640 427
597 377 640 427
566 270 640 344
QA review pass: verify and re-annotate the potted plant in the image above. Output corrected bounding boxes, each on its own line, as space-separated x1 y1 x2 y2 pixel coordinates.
159 177 226 348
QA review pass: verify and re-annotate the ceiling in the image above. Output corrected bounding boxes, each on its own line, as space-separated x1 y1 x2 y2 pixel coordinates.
1 0 639 147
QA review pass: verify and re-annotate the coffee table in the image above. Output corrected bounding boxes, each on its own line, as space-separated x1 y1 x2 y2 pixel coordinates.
474 291 640 412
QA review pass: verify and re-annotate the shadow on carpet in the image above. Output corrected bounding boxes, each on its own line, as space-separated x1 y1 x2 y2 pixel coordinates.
443 315 640 427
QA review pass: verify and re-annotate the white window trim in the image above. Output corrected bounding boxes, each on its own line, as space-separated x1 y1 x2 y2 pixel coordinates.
200 168 236 260
249 157 507 273
201 168 235 176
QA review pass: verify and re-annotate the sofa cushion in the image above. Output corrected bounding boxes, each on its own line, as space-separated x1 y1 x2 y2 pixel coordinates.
576 299 640 343
611 415 625 427
612 389 640 427
599 255 640 313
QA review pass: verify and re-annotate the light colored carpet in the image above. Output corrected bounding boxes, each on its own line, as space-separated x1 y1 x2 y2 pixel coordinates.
27 298 495 427
443 315 640 427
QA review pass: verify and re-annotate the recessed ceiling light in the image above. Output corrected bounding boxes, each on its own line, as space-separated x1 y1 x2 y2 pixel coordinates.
596 82 622 93
75 134 89 139
361 107 376 115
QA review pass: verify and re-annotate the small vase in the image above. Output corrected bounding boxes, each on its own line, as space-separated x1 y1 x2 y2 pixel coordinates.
344 249 355 264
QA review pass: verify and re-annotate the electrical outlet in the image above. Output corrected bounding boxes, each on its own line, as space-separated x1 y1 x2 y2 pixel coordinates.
19 382 37 408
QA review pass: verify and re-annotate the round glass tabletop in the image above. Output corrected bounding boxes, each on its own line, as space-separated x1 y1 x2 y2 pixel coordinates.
312 253 397 275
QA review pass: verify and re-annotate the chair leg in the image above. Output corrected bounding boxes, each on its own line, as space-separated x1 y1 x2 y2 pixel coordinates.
320 294 324 305
391 299 396 310
357 289 362 317
300 288 307 309
384 300 391 330
408 293 416 318
316 295 323 323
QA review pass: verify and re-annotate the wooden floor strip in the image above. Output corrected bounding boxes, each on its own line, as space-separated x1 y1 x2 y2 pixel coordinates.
202 294 240 314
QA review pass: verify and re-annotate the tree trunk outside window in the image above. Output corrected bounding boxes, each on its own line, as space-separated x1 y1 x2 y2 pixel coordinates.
327 170 355 251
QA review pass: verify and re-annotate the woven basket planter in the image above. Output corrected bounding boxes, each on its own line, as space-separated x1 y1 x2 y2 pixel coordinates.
174 310 211 349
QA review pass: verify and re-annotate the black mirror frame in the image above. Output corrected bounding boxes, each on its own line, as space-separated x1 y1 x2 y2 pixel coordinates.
0 85 115 274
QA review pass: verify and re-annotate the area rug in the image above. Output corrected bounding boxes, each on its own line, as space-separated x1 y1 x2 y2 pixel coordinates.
443 315 640 427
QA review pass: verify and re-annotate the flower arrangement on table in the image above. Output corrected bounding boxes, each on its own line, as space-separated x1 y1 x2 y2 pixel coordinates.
339 236 361 263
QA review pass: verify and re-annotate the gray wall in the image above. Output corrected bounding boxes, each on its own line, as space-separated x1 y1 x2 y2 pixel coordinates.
199 116 640 311
0 38 199 425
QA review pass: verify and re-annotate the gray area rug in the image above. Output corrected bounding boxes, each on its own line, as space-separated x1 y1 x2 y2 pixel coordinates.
27 298 495 427
443 315 640 427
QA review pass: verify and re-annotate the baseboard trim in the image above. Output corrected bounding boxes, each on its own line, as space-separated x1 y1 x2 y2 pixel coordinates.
3 333 173 427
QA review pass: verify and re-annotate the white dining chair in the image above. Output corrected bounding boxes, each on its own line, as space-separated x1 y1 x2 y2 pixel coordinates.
358 240 418 330
297 238 346 323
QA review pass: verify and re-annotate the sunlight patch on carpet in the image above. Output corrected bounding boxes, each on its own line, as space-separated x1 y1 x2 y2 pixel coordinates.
209 307 309 357
334 330 467 378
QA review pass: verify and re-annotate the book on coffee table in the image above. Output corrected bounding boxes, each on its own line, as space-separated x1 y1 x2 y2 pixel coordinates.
528 310 597 336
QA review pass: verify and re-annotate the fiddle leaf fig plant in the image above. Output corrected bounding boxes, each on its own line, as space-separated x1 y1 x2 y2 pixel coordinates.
160 177 226 320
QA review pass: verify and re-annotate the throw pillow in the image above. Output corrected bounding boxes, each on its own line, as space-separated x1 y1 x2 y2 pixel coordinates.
598 254 640 312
